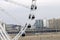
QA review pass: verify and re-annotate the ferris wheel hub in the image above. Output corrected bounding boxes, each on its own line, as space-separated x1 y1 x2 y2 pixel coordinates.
32 0 36 1
31 15 35 20
31 5 37 10
21 33 25 37
29 14 35 20
27 24 31 28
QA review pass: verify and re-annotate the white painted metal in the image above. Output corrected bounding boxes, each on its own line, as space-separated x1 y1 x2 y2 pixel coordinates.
0 23 10 40
5 0 30 9
0 0 37 40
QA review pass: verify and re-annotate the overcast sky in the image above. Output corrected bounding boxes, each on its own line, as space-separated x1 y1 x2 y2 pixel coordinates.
0 0 60 26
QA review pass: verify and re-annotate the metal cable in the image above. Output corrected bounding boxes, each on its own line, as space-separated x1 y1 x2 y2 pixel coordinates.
0 0 37 40
5 0 30 9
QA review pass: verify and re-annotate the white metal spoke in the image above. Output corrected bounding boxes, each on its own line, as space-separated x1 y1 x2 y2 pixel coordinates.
5 0 30 9
0 0 37 40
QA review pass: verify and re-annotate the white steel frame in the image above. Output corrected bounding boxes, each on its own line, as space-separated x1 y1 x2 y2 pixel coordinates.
0 0 37 40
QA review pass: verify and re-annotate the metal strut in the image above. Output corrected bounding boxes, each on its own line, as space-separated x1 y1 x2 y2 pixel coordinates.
0 22 10 40
0 0 37 40
5 0 30 9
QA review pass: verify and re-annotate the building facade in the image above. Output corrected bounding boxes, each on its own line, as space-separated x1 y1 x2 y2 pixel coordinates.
48 18 60 29
5 24 21 34
34 19 43 29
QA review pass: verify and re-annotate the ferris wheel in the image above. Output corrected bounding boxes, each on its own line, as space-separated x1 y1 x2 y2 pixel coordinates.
0 0 37 40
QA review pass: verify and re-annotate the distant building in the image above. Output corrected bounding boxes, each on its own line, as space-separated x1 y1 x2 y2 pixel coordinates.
43 19 49 27
56 18 60 29
34 19 43 29
48 18 60 29
5 24 21 34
